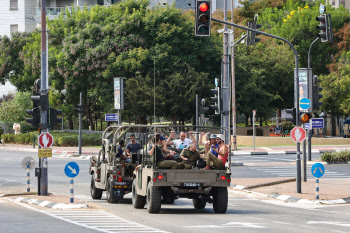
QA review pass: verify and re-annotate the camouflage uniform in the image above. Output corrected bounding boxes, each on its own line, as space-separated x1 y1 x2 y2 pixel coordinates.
177 148 201 169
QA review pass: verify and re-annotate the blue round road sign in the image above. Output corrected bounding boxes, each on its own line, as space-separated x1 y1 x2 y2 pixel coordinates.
320 4 325 14
311 163 325 178
64 162 80 178
300 98 311 110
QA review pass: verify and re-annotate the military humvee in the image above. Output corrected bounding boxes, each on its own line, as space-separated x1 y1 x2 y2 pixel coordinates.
132 126 231 214
89 124 152 203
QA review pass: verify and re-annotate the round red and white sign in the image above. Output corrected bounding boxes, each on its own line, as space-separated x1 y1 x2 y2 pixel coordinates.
38 132 54 148
290 127 306 143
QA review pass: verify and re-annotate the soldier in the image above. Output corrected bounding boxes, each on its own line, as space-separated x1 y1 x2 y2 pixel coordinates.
177 144 201 169
149 134 178 169
203 134 228 170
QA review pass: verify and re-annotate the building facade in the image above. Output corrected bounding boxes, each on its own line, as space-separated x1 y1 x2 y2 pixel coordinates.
326 0 350 10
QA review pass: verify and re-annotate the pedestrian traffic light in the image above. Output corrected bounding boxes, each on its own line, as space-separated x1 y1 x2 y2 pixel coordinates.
199 98 209 114
210 87 221 114
286 108 296 125
49 108 62 127
300 113 312 124
76 104 83 114
316 14 333 42
195 0 211 36
26 79 41 128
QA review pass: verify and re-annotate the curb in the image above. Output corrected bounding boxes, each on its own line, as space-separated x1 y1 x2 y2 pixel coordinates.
231 149 338 156
232 184 350 205
1 194 89 209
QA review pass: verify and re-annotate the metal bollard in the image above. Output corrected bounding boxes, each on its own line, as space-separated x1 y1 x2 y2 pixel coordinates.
315 178 319 200
27 162 30 192
70 178 74 203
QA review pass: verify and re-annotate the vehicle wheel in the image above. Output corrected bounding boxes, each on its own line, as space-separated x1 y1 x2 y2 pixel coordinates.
213 187 228 213
106 176 119 203
146 182 161 213
193 198 206 209
132 179 146 209
90 174 102 199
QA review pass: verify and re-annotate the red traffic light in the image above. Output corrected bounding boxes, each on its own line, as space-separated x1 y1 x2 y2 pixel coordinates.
199 3 209 12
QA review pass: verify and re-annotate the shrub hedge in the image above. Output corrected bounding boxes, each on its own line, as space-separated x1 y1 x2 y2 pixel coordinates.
321 151 350 162
3 131 102 147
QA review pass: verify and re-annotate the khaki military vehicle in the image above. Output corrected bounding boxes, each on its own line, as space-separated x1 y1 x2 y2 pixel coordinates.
132 126 231 214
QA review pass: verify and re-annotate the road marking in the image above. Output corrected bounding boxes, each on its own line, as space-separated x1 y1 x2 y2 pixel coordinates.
329 230 349 233
0 180 15 186
307 221 350 227
184 222 266 229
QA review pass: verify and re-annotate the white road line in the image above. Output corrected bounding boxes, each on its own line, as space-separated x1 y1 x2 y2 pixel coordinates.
259 147 273 151
307 221 350 227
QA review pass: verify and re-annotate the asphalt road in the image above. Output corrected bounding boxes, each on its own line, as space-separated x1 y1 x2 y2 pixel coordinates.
1 150 350 233
231 153 350 179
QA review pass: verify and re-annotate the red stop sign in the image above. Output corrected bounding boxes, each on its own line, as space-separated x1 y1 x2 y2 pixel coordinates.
290 127 306 143
38 132 54 148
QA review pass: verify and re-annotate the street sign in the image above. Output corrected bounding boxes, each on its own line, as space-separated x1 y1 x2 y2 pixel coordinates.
64 162 80 178
290 126 306 143
311 163 325 178
215 78 218 87
305 118 324 129
320 4 325 14
38 148 52 157
38 132 54 148
21 157 35 170
105 113 118 122
299 98 311 110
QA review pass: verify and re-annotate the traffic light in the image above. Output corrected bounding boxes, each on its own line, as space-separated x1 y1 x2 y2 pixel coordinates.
312 85 323 111
76 104 83 114
300 113 312 124
195 0 211 36
210 87 221 114
249 22 261 45
26 79 41 128
316 14 333 42
199 98 209 114
49 108 62 127
286 108 296 125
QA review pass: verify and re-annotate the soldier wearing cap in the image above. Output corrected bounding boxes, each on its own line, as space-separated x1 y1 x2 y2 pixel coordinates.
203 134 228 170
177 144 201 169
204 134 219 157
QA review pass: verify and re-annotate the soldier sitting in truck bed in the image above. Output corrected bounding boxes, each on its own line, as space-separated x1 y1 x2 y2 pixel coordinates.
117 139 136 176
203 134 228 170
149 134 178 169
176 144 201 169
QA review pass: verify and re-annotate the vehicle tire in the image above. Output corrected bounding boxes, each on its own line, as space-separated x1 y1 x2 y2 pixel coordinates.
90 174 102 199
193 198 206 209
146 182 161 213
132 179 146 209
213 187 228 213
106 176 119 203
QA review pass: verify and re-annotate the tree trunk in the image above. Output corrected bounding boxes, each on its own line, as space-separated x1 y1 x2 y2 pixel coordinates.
68 116 73 130
331 115 336 136
244 113 249 127
86 108 95 131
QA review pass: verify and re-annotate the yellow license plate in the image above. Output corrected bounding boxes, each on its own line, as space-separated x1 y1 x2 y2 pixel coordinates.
38 148 52 157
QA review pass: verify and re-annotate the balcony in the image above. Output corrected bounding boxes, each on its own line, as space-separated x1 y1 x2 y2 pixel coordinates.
36 6 91 19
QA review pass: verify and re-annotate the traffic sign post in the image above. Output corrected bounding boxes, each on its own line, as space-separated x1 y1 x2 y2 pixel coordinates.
65 162 80 203
22 157 35 192
290 126 306 143
311 163 325 199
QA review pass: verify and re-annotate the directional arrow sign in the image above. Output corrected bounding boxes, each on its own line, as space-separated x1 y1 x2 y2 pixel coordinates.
311 163 325 178
299 98 311 110
64 162 79 178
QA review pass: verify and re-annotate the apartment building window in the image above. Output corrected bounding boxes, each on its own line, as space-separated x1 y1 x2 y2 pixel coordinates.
332 0 335 6
341 0 345 7
10 25 18 34
10 0 18 10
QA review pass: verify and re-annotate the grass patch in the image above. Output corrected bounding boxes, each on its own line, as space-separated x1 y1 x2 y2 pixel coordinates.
321 150 350 162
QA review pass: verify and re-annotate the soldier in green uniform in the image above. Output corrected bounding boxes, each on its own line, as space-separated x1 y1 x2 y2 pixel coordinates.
177 144 201 169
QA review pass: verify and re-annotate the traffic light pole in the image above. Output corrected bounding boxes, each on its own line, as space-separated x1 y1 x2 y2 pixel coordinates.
40 0 49 196
211 17 302 193
222 0 230 142
78 92 82 155
308 37 319 162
